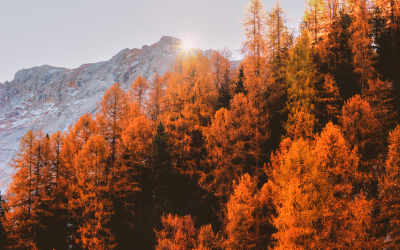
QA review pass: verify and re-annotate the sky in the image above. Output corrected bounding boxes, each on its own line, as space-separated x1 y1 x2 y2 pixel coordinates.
0 0 306 83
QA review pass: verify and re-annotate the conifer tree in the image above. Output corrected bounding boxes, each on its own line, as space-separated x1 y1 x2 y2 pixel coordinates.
130 76 149 115
314 122 371 248
340 95 378 195
270 138 323 249
201 93 268 200
211 50 233 110
379 125 400 247
235 65 247 95
147 122 174 233
162 53 217 175
0 191 7 250
241 0 268 77
365 78 397 154
224 174 262 249
348 0 376 95
304 0 326 44
155 214 197 250
146 72 167 123
72 135 116 250
285 30 318 137
4 130 47 249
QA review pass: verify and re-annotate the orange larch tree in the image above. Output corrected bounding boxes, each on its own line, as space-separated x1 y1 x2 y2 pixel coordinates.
348 0 376 95
162 53 217 175
130 76 149 116
146 72 167 124
379 125 400 247
200 93 268 201
4 130 38 249
241 0 268 78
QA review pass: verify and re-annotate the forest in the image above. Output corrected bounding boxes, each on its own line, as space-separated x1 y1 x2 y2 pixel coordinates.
1 0 400 249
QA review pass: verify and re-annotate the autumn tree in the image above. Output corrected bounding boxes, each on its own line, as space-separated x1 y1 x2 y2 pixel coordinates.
365 78 397 153
71 135 116 250
314 122 372 248
269 138 324 249
144 122 174 240
303 0 326 44
348 0 376 95
264 2 292 153
155 214 197 250
155 214 216 250
162 53 217 175
96 83 130 183
210 50 233 110
266 2 292 58
270 128 373 249
224 174 274 249
241 0 268 77
146 72 167 123
130 76 149 116
285 30 318 137
317 74 341 123
201 93 268 201
379 125 400 247
4 131 52 249
119 116 152 247
373 0 400 117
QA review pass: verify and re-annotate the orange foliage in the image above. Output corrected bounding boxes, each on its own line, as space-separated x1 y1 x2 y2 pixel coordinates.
201 93 268 199
130 76 149 115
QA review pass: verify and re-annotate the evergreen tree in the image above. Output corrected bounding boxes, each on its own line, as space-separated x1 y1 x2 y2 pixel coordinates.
0 191 7 250
235 65 247 95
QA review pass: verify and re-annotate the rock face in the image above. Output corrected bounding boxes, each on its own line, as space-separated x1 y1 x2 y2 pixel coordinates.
0 36 202 192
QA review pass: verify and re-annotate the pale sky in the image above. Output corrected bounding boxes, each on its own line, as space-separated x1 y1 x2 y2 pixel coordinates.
0 0 306 83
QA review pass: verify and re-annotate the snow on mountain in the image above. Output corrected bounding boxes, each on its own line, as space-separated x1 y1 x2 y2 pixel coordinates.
0 36 204 193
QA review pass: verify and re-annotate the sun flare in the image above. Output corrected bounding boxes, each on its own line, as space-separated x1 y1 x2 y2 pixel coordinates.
183 40 193 50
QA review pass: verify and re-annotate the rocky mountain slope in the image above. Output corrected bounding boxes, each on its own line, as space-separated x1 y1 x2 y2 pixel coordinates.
0 36 208 192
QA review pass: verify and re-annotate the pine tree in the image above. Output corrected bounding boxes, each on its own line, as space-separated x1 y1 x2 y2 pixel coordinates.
235 65 247 95
147 122 173 232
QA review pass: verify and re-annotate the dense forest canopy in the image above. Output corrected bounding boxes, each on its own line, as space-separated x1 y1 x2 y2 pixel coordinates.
1 0 400 249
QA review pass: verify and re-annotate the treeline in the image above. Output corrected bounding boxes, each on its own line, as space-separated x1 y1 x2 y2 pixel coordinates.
1 0 400 249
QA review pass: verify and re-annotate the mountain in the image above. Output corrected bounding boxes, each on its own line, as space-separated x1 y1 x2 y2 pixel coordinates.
0 36 210 192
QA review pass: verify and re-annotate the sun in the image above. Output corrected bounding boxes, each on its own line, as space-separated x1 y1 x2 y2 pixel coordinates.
182 40 193 51
179 36 196 56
